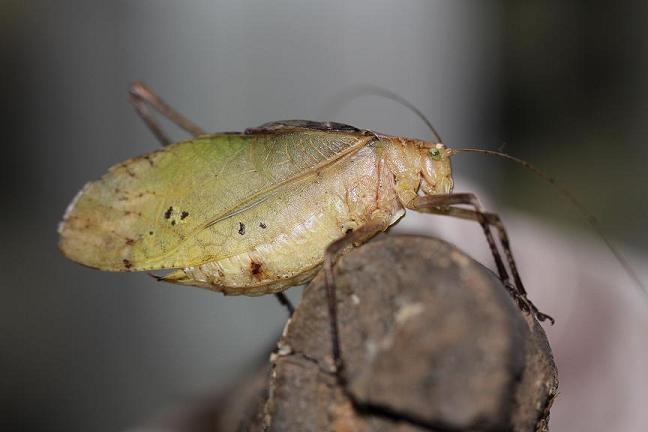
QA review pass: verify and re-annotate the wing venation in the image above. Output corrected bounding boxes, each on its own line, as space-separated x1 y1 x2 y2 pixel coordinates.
59 127 369 271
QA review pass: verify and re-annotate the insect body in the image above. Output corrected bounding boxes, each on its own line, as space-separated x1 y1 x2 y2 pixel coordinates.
59 83 648 422
59 120 454 296
59 81 563 402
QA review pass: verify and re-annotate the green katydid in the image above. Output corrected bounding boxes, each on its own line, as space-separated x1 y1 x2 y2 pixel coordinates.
59 81 644 389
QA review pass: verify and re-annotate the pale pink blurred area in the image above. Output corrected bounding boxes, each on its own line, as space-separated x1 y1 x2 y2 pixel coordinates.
394 178 648 432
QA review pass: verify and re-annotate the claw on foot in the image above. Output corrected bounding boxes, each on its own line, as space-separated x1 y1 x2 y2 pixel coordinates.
503 281 555 325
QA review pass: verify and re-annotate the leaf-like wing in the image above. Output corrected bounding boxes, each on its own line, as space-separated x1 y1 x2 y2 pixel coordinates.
59 128 369 271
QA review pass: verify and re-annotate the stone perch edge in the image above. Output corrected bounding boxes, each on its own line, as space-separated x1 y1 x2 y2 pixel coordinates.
210 235 558 432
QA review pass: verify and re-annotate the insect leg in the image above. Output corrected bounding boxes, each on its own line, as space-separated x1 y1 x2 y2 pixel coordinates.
412 194 510 286
324 219 389 386
409 193 554 324
438 207 553 324
128 81 206 146
274 292 295 317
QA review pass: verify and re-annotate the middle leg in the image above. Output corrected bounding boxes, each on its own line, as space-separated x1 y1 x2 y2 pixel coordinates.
323 218 390 387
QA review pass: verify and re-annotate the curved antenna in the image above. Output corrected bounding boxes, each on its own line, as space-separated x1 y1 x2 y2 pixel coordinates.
321 85 646 297
454 147 647 298
321 84 444 143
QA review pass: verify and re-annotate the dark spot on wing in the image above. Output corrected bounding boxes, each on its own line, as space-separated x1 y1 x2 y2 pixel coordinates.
171 220 176 226
164 206 173 219
259 222 267 229
123 259 133 269
180 211 189 220
251 261 262 275
149 231 154 235
238 222 246 235
250 261 263 279
125 238 135 246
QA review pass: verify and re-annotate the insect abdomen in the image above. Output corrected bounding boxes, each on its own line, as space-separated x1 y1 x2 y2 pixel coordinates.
178 143 403 295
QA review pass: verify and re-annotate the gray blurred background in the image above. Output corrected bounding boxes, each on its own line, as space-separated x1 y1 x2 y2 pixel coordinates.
1 1 647 431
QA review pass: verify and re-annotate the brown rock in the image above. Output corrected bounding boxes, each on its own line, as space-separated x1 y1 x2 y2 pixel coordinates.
215 235 558 432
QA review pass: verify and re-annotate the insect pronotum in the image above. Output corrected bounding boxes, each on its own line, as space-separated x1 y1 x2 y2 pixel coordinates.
58 82 644 394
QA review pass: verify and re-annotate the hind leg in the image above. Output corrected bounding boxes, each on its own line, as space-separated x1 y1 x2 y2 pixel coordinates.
128 81 205 146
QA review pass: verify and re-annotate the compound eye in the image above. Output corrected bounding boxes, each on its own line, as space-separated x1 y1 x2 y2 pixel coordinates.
429 148 442 160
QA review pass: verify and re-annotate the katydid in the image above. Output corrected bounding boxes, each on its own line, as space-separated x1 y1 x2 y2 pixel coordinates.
60 81 644 389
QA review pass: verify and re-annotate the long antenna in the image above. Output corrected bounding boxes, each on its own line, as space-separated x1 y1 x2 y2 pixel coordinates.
322 84 444 143
324 85 646 297
454 147 647 298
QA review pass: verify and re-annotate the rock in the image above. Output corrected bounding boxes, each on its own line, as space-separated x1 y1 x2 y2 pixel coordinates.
215 235 558 432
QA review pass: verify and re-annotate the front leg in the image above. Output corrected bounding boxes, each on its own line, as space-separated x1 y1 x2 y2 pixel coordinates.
409 193 554 324
129 81 206 146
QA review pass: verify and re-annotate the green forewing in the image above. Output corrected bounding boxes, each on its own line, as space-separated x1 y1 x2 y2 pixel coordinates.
59 128 367 271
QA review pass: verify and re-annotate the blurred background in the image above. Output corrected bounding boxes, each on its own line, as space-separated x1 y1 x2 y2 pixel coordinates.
1 1 646 431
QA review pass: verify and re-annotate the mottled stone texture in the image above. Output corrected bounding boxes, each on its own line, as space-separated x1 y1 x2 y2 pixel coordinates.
212 236 558 432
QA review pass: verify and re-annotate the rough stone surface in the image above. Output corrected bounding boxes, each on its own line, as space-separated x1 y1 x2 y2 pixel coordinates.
212 235 558 432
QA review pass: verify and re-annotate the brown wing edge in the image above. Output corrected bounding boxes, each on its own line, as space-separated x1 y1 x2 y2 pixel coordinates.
244 120 371 135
